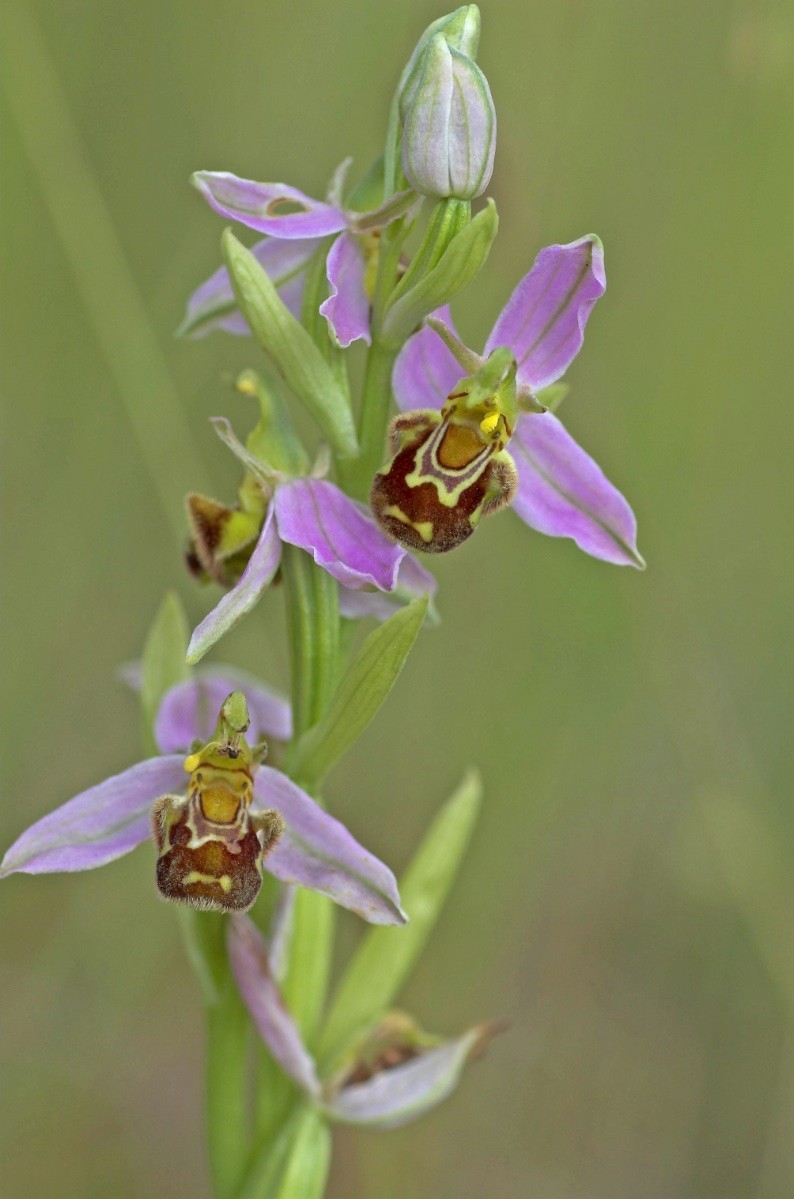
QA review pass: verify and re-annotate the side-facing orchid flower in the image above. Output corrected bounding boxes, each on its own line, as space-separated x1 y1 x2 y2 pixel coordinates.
186 385 436 664
228 913 497 1129
0 684 406 925
178 237 324 340
183 162 419 348
371 235 644 567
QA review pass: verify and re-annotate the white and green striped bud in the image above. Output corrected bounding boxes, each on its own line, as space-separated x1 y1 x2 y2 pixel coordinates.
401 31 496 201
398 5 481 116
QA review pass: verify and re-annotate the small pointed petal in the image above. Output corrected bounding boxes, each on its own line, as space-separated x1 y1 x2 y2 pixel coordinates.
228 915 321 1096
0 756 186 877
275 479 404 592
155 671 292 753
178 239 320 339
349 189 422 234
338 553 437 621
510 412 644 567
192 172 348 238
326 157 353 208
319 233 371 348
485 236 606 391
186 506 282 665
392 306 462 411
255 767 406 925
325 1026 490 1129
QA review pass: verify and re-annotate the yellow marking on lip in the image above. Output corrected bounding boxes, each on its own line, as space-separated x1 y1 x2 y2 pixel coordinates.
383 505 434 543
199 785 240 824
437 422 486 469
183 871 233 894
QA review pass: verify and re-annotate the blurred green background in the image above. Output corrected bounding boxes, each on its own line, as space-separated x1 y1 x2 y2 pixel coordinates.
2 1 793 1196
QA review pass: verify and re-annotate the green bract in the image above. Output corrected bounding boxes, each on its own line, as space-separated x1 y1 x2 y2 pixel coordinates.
290 597 429 789
381 200 498 347
319 770 483 1064
222 230 358 459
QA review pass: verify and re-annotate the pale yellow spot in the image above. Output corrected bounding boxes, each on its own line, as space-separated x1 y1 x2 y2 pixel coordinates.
184 752 202 774
235 373 258 396
383 505 434 543
480 412 499 435
183 871 233 893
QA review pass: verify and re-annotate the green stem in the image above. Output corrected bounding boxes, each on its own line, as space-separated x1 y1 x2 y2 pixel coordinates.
244 549 342 1190
341 339 398 501
282 546 340 739
201 915 251 1199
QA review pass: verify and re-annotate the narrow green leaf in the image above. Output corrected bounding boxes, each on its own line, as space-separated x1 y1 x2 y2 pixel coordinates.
281 888 335 1045
141 591 189 736
381 200 498 347
222 230 358 459
239 1106 331 1199
289 597 428 788
318 769 482 1063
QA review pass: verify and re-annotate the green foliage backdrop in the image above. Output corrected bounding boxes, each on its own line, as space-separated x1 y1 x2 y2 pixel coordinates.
2 1 793 1196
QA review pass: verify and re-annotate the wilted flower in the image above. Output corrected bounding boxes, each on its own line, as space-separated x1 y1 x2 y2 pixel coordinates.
0 680 405 924
372 235 644 566
228 913 497 1128
183 164 418 348
401 32 496 200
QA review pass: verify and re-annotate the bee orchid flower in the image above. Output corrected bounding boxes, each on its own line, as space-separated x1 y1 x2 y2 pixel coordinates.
373 235 644 567
228 913 497 1129
0 683 405 925
186 410 437 664
181 163 419 348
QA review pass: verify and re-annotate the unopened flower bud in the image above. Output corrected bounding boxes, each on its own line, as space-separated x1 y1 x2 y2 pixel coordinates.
402 33 495 201
399 5 481 115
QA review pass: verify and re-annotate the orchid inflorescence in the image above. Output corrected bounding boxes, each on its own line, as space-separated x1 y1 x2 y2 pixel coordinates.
3 7 642 1197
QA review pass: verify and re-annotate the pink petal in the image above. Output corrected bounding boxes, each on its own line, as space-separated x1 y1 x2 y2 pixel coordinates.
338 553 437 621
186 506 282 664
485 236 606 391
228 915 321 1096
255 767 405 925
179 238 321 339
274 479 404 592
392 306 461 411
192 172 348 238
319 232 371 348
325 1027 488 1129
155 671 292 753
510 412 644 567
0 756 186 876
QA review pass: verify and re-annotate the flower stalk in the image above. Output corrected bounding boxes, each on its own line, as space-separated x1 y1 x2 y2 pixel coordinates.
1 7 646 1198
